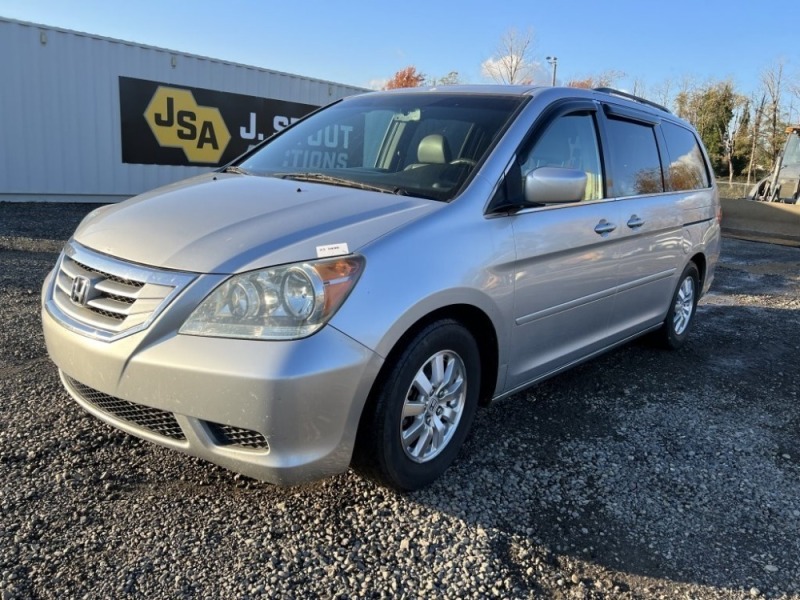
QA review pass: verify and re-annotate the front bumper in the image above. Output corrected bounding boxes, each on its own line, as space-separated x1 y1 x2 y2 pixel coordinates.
42 269 383 485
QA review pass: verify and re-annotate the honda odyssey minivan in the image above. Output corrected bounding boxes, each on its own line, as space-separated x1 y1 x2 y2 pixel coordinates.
42 85 720 490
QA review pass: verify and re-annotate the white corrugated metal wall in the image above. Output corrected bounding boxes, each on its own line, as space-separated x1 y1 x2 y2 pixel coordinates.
0 18 366 202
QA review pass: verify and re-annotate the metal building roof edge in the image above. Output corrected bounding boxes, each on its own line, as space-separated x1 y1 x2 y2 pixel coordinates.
0 16 369 92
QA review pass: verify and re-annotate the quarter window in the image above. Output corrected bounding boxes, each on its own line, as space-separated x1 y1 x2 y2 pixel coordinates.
661 122 711 190
605 118 664 197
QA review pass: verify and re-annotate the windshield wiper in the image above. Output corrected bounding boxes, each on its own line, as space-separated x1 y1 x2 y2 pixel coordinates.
275 172 409 196
221 165 250 175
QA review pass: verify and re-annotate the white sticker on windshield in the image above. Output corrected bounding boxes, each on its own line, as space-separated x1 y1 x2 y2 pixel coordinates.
316 243 350 258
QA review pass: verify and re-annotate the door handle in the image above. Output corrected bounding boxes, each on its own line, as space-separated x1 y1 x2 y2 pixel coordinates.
594 219 617 235
627 215 645 229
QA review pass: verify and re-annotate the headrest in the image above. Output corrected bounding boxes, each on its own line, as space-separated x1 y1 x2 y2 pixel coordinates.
417 134 451 164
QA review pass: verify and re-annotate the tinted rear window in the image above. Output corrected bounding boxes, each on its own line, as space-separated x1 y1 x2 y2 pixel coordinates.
605 118 664 197
661 122 711 191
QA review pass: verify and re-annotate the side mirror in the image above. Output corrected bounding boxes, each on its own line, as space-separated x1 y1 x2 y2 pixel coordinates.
524 167 587 204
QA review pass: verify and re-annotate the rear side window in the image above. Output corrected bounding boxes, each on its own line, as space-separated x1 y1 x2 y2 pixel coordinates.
605 118 664 197
661 122 711 190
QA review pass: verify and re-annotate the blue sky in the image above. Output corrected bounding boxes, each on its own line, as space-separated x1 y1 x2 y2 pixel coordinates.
1 0 797 109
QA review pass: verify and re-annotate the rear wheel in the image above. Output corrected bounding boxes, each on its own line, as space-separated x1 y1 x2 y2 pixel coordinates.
654 262 699 350
353 320 480 491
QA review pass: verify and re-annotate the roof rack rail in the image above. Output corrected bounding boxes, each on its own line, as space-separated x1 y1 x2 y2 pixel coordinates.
593 87 671 114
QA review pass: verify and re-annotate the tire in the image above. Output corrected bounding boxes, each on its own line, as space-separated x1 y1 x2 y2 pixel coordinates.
653 262 699 350
353 319 480 491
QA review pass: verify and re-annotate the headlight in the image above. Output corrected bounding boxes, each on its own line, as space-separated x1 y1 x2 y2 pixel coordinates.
179 255 364 340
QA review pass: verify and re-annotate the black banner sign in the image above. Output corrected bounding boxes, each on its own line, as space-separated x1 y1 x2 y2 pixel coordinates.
119 76 318 166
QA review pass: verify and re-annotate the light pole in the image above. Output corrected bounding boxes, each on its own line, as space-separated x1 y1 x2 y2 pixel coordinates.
546 56 558 86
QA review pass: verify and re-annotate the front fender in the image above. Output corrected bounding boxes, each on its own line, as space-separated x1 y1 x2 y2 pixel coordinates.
330 204 517 393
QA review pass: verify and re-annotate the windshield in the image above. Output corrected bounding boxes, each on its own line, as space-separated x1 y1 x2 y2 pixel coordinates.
783 132 800 167
239 92 525 201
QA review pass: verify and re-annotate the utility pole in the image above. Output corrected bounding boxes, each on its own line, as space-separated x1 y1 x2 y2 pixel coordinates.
546 56 558 86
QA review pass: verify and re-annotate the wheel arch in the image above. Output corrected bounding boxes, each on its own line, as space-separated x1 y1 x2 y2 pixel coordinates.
689 252 707 290
361 304 500 426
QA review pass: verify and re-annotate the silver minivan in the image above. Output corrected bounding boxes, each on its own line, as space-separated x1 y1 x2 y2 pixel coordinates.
42 86 720 490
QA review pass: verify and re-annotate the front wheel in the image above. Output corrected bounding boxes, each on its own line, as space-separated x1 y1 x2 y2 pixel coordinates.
653 262 699 350
353 320 480 491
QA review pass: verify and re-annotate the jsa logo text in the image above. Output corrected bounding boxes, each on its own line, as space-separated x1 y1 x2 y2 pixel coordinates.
144 87 231 164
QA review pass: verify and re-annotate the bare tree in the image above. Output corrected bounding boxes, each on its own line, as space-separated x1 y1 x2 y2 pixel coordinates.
481 28 536 85
630 76 647 98
565 70 624 89
723 94 749 183
761 60 788 167
651 78 674 111
674 75 698 122
746 94 766 186
790 72 800 123
429 71 461 86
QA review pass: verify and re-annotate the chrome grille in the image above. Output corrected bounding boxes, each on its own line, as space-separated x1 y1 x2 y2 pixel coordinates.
206 422 270 451
47 241 195 341
64 375 186 441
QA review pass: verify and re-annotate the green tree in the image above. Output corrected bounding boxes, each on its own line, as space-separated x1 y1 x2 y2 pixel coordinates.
676 80 738 175
724 96 751 181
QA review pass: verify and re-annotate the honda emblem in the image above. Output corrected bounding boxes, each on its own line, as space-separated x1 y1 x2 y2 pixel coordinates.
70 276 91 306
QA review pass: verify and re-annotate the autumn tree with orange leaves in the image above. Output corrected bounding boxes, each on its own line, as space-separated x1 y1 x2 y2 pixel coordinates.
385 66 426 90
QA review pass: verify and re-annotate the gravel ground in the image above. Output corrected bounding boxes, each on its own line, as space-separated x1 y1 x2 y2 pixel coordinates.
1 202 799 599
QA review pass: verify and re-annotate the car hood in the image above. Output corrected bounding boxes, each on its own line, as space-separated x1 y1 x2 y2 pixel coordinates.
74 173 441 273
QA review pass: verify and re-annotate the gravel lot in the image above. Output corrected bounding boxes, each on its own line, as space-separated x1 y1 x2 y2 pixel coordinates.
1 202 799 599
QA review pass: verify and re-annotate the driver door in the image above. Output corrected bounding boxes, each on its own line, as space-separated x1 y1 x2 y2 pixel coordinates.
505 105 623 390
